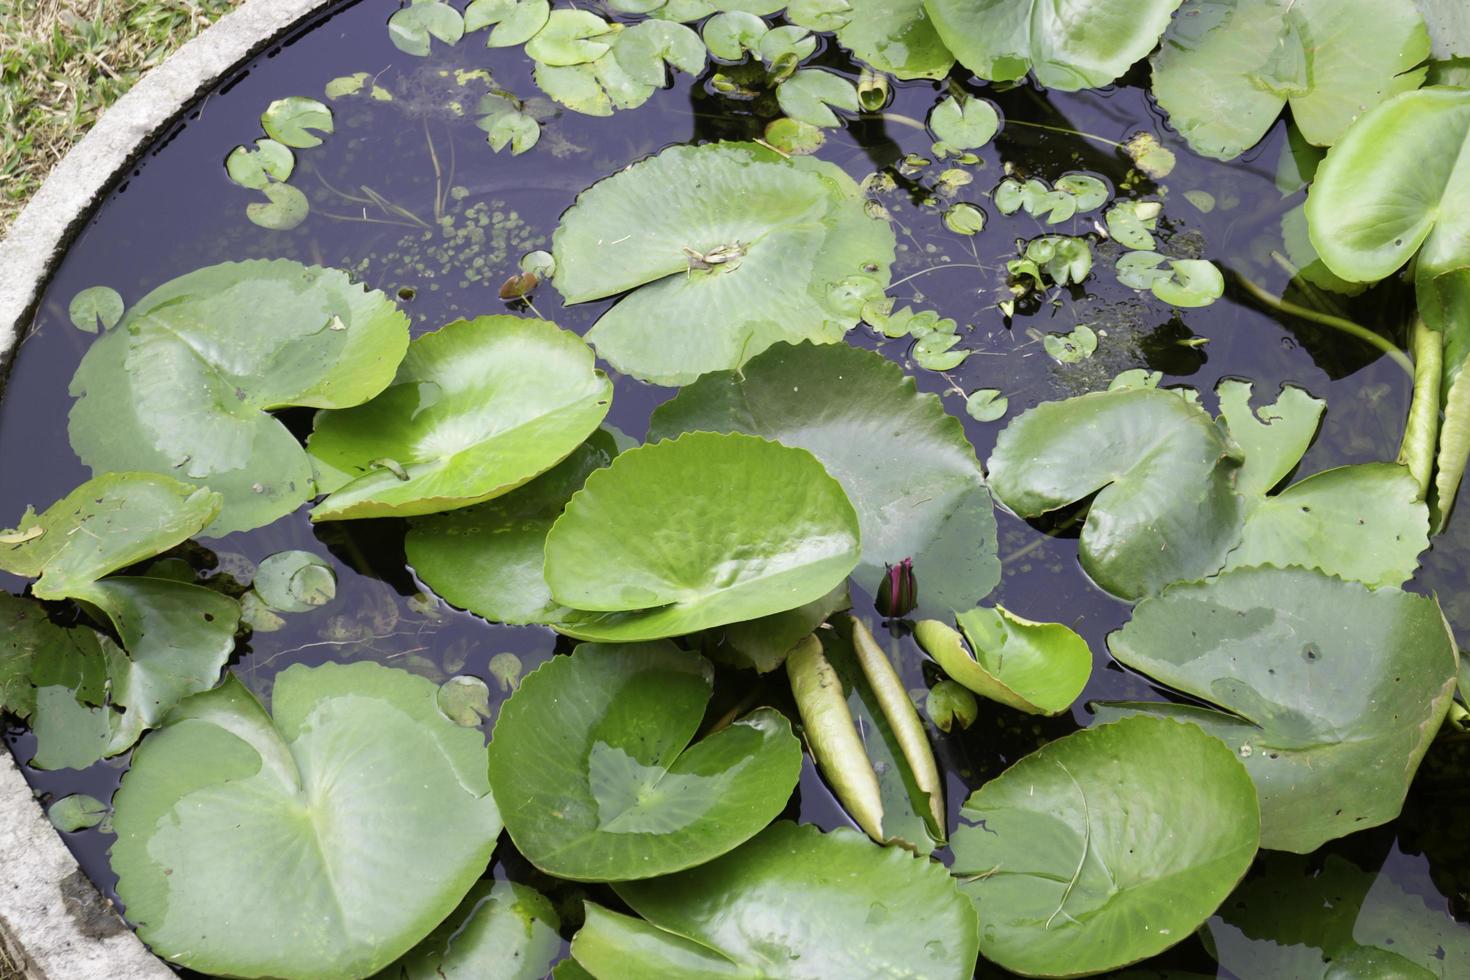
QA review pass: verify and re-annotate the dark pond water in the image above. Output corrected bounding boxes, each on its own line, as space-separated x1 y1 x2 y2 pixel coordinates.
2 1 1467 976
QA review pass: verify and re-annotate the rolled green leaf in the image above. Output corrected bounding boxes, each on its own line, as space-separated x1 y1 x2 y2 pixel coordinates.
786 634 884 841
846 616 943 832
1434 371 1470 531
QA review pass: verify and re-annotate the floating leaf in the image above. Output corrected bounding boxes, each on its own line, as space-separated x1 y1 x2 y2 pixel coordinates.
479 100 541 155
777 69 861 128
1216 378 1324 498
702 11 768 60
926 0 1184 90
965 388 1008 422
245 182 309 231
650 342 999 618
987 388 1245 600
927 680 978 732
943 202 985 235
1044 323 1098 363
613 19 706 85
786 0 854 31
951 715 1259 977
552 142 895 385
388 0 466 56
1151 0 1430 160
406 432 619 626
763 116 825 155
324 72 368 99
834 0 954 80
225 138 294 189
1123 131 1177 179
702 583 850 673
544 432 861 642
467 0 550 46
0 473 218 600
525 10 615 67
1105 199 1161 249
928 94 999 149
309 316 610 520
0 592 100 722
486 642 801 880
758 25 817 71
914 606 1090 716
111 663 501 978
1054 172 1108 211
49 794 108 833
260 96 334 149
1151 258 1224 307
67 285 124 334
534 55 655 116
436 675 492 727
1099 566 1458 852
69 260 411 534
913 330 970 370
573 822 980 977
378 880 561 980
253 550 336 612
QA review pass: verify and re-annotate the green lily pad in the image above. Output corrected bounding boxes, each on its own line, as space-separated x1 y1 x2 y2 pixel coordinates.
701 582 850 673
69 260 411 535
375 880 561 980
965 388 1007 421
485 642 802 881
110 662 501 978
68 285 124 333
926 0 1185 90
763 116 826 155
986 388 1245 600
1055 173 1108 211
388 0 465 56
308 315 610 519
525 10 615 67
613 19 706 85
950 715 1259 977
246 181 310 231
551 142 895 385
572 822 980 978
1099 566 1458 852
534 54 656 116
0 473 219 600
406 431 619 626
253 550 337 612
1151 0 1430 160
260 96 334 149
49 794 109 833
650 342 999 618
226 139 295 189
1150 258 1224 307
1206 853 1470 978
1215 378 1324 498
467 0 550 46
833 0 954 79
702 11 768 59
1106 199 1161 249
0 592 101 722
544 432 861 642
929 94 999 149
777 69 861 128
913 606 1091 716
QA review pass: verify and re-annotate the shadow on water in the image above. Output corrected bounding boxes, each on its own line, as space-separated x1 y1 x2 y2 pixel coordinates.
1 2 1465 976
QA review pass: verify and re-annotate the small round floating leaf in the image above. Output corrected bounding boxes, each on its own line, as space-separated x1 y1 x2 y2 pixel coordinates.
380 879 561 980
0 473 219 600
585 822 980 978
253 550 336 613
953 606 1090 714
68 260 411 535
702 10 767 59
520 249 555 277
928 94 999 149
758 25 817 70
965 388 1008 422
49 793 108 833
1105 200 1160 249
649 342 999 618
986 388 1246 600
1115 249 1170 289
225 138 294 189
467 0 550 46
489 652 523 692
913 331 969 371
613 20 706 86
110 663 501 979
1043 323 1097 363
436 675 492 727
1101 566 1458 852
67 286 124 334
388 0 465 56
482 109 540 155
486 643 802 880
544 432 861 642
943 202 985 234
525 10 615 67
777 69 861 128
1151 258 1224 307
309 316 611 520
951 716 1259 977
763 116 825 155
260 96 334 149
834 0 954 80
1054 172 1107 211
245 181 309 231
324 72 368 99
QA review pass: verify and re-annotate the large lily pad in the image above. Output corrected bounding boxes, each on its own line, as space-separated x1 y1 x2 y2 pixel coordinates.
925 0 1184 91
950 715 1259 977
375 880 561 980
834 0 954 79
69 260 410 535
986 388 1245 600
550 142 895 385
0 473 219 600
1151 0 1431 160
649 342 998 618
914 606 1091 716
406 431 618 626
543 432 861 642
110 662 501 978
1099 566 1458 852
485 642 802 881
308 316 611 519
571 821 980 978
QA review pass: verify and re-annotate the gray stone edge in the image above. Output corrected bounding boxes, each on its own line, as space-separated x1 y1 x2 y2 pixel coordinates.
0 2 334 977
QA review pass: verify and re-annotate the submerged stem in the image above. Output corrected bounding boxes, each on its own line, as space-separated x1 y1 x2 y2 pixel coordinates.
1002 118 1124 150
1232 274 1415 378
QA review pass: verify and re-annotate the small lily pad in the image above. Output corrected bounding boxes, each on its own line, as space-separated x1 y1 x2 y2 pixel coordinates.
388 0 465 56
67 286 124 334
914 606 1091 716
486 643 802 880
943 202 985 235
965 388 1008 422
613 19 706 85
467 0 550 46
225 138 294 190
245 181 309 232
260 96 334 149
253 550 336 613
377 879 561 979
702 11 767 59
928 94 1000 149
525 10 614 67
777 69 861 128
1105 199 1161 249
436 675 492 728
49 793 108 833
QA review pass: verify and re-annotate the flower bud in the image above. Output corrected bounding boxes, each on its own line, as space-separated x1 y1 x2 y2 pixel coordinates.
874 557 917 618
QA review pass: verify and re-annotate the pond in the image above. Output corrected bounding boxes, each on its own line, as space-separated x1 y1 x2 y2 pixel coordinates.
2 1 1469 977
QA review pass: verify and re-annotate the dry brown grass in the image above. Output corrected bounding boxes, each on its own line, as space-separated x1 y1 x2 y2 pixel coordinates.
0 0 243 233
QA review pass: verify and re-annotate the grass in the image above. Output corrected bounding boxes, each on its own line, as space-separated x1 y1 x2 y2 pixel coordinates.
0 0 244 233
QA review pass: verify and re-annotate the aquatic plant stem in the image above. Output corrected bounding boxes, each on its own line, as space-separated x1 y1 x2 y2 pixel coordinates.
1002 118 1124 150
1399 317 1441 499
1232 273 1414 378
886 263 989 292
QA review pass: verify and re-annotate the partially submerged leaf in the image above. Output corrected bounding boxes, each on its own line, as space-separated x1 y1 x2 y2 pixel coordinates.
913 606 1091 716
252 550 337 613
110 663 501 978
649 342 998 618
0 473 219 600
0 592 100 722
308 315 610 519
834 0 954 80
1100 566 1458 852
951 715 1259 977
486 643 801 880
376 880 560 980
544 432 861 643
